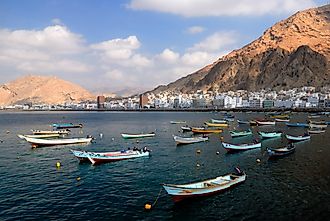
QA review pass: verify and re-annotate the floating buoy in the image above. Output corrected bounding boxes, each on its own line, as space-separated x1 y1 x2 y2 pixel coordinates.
220 136 224 141
76 177 81 181
6 130 10 134
196 149 201 154
99 133 103 139
256 158 261 163
216 151 220 155
196 163 200 167
136 140 139 143
111 138 114 141
56 162 61 168
144 203 152 210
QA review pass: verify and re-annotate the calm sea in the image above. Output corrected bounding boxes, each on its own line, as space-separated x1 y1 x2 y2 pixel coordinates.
0 111 329 221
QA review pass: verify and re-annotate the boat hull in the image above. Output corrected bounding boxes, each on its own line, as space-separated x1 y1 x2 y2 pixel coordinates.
222 142 261 152
258 132 282 139
286 134 310 142
24 137 92 147
173 135 208 145
121 133 155 139
191 128 222 134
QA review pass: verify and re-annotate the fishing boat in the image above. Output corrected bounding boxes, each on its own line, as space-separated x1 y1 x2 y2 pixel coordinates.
210 119 227 124
275 118 290 122
170 121 186 124
18 134 61 139
32 129 70 135
71 148 150 165
309 123 327 129
162 171 246 203
237 120 250 124
286 134 311 142
173 135 209 145
222 141 261 152
255 120 275 126
191 128 222 134
249 120 258 126
24 137 93 148
204 122 229 127
308 115 321 119
181 126 192 132
285 122 309 128
52 123 83 129
308 128 326 134
229 129 252 137
267 144 295 158
270 114 289 119
258 131 282 139
121 132 155 139
223 118 235 122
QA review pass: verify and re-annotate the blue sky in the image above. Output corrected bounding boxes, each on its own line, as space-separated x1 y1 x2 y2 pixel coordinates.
0 0 328 94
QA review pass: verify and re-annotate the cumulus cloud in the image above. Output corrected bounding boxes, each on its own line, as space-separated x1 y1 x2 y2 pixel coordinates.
186 26 205 34
127 0 316 17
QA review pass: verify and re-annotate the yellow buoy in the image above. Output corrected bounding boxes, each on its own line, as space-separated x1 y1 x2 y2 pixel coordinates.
144 203 152 210
76 177 81 181
56 162 61 168
220 136 224 141
256 158 261 163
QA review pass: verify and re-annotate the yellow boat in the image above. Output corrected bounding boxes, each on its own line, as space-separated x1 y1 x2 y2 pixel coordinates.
192 127 223 134
204 122 229 127
270 114 289 119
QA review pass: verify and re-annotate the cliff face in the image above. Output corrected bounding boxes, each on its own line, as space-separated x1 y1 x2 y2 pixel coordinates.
150 4 330 94
0 75 94 105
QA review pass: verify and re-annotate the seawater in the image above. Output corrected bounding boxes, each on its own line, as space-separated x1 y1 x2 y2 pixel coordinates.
0 111 329 221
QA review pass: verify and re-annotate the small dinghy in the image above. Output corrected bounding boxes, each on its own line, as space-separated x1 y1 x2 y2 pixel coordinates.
237 120 250 124
121 132 155 139
163 168 246 203
173 135 209 145
24 136 93 148
191 128 222 134
18 134 61 139
267 144 295 158
222 141 261 152
71 147 150 165
275 118 290 122
229 129 252 137
256 119 276 126
285 123 309 128
170 121 186 124
307 128 326 134
210 119 227 124
286 133 311 142
204 122 229 127
52 123 83 129
258 131 282 139
181 126 192 132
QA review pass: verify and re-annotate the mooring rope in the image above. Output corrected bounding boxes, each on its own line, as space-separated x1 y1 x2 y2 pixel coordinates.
152 187 163 207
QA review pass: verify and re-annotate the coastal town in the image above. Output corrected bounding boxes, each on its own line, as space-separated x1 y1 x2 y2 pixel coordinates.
2 86 330 111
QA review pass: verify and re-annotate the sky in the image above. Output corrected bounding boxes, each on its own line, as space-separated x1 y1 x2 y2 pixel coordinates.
0 0 328 95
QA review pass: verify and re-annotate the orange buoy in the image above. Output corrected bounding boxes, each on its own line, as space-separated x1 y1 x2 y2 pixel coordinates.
144 203 152 210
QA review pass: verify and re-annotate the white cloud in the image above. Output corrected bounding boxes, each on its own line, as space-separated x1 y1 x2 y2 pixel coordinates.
127 0 316 17
186 26 205 34
157 49 180 63
189 31 237 52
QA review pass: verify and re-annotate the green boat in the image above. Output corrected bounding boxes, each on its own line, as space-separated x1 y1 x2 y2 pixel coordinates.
229 129 252 137
258 131 282 139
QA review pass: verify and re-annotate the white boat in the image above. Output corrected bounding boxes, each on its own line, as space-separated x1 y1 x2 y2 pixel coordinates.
275 118 290 122
237 120 250 124
210 119 227 123
173 135 209 145
286 134 311 142
24 137 93 148
258 131 282 139
71 148 150 165
163 172 246 203
222 141 261 152
307 128 326 134
32 129 70 135
170 121 187 124
121 133 155 139
181 126 192 132
255 120 276 126
309 123 327 129
18 134 61 139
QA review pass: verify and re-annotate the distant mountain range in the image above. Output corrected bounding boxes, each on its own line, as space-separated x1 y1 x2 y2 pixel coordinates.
0 75 94 105
150 4 330 94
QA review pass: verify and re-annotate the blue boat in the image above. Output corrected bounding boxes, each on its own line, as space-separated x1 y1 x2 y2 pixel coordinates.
52 123 83 129
285 122 309 128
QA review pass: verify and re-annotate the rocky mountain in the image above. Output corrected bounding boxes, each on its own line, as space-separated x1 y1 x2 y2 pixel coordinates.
0 75 95 105
150 4 330 94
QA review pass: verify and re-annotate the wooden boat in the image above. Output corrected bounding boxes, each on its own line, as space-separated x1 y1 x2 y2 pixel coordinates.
71 148 150 165
18 134 60 139
222 141 261 152
192 128 222 134
309 123 327 129
210 119 227 123
237 120 249 124
121 132 155 139
32 129 70 135
204 122 229 127
308 128 326 134
267 144 295 158
286 134 311 142
24 137 93 148
270 114 289 119
258 131 282 139
249 120 258 126
229 129 252 137
162 172 246 203
285 122 309 128
170 121 186 124
256 120 275 126
275 118 290 122
173 135 209 145
52 123 83 129
181 126 192 132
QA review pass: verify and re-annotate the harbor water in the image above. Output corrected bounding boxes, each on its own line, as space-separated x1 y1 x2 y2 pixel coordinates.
0 111 329 220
